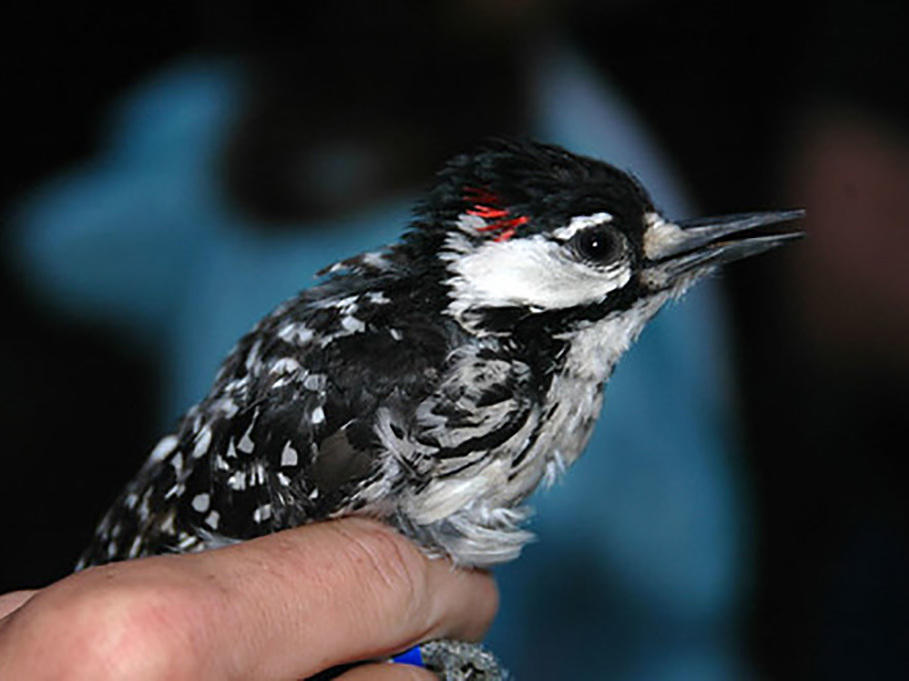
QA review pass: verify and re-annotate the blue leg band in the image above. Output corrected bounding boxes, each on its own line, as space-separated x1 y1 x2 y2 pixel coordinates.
391 645 425 668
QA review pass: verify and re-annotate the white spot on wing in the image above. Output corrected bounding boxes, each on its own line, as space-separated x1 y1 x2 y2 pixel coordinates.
164 483 185 500
227 471 246 490
280 441 299 467
253 504 272 523
191 493 210 512
149 435 179 463
204 510 220 530
158 511 176 534
251 462 266 486
340 315 366 333
311 406 325 425
176 534 198 551
278 323 314 345
238 421 255 454
245 339 263 371
192 425 212 459
271 357 301 375
217 398 239 418
137 489 153 520
362 251 389 269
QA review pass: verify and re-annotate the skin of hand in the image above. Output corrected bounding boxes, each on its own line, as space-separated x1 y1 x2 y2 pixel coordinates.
0 517 498 681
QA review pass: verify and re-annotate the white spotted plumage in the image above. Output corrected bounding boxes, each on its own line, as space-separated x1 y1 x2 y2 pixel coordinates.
78 139 800 574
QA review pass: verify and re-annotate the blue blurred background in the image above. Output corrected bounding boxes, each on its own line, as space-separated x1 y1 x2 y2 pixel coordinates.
2 1 907 679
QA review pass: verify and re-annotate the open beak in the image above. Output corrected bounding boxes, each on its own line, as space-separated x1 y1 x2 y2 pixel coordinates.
643 209 804 285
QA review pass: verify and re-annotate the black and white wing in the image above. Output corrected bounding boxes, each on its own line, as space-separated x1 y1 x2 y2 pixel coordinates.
79 271 545 569
78 272 449 566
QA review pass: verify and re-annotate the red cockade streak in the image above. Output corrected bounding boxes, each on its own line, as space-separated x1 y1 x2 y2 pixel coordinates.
463 186 529 242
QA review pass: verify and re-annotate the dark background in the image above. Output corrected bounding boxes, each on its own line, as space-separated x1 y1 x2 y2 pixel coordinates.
2 1 907 678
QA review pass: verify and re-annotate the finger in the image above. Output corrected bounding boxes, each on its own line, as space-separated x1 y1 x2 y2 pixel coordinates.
193 517 498 679
0 518 496 681
0 591 36 620
335 662 438 681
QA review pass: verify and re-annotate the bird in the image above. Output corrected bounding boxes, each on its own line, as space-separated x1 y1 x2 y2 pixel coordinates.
77 138 802 679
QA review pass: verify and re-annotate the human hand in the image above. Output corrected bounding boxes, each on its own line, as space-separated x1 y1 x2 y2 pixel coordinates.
0 517 497 680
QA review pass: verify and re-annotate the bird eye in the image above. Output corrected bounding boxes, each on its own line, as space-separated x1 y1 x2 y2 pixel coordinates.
573 227 622 264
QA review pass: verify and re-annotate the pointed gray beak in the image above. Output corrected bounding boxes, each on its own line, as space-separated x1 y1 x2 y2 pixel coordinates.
642 209 804 285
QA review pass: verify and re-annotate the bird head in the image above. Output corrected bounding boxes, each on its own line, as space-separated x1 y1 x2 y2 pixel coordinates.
412 139 802 341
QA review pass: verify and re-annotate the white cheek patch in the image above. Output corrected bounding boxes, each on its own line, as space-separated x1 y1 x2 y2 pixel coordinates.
443 234 631 318
551 212 613 241
642 211 687 260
